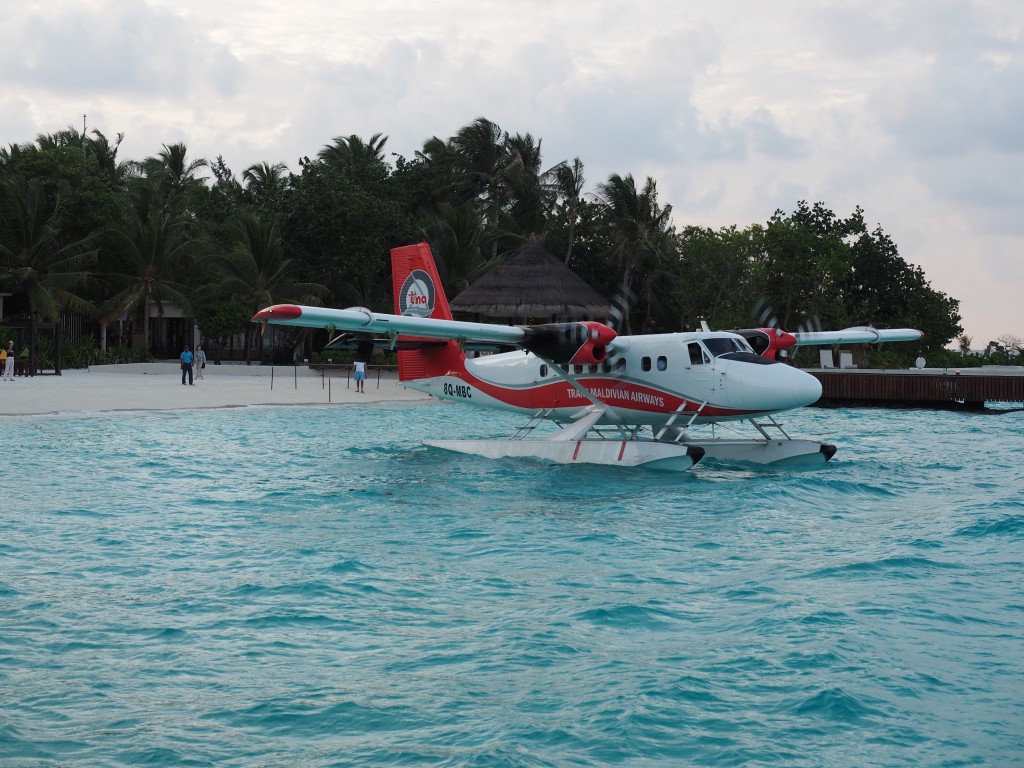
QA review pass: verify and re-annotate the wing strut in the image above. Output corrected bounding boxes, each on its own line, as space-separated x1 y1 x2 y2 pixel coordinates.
540 356 624 420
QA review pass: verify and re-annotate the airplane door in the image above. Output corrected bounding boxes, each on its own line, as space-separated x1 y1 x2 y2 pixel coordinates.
683 341 714 399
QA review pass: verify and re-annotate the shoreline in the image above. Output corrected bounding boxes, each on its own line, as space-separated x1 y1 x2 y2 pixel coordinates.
0 364 433 417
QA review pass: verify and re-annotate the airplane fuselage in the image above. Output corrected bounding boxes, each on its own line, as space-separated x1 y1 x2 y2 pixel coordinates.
404 331 823 425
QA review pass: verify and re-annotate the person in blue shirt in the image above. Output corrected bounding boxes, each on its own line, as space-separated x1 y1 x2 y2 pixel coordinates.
180 344 194 385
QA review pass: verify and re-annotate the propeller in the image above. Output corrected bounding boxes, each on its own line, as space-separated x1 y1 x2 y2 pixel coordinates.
795 313 822 338
607 280 635 333
752 297 779 330
744 298 812 360
751 298 820 338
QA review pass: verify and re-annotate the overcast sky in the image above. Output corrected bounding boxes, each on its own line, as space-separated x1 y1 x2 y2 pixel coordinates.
2 0 1020 346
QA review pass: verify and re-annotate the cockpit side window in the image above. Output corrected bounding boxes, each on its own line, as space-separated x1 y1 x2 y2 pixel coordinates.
688 342 705 365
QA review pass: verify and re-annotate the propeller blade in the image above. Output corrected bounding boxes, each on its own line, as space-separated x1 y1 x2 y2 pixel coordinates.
608 282 636 332
752 298 779 329
796 314 822 336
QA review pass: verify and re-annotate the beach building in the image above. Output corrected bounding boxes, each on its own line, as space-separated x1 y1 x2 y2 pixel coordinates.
450 238 611 325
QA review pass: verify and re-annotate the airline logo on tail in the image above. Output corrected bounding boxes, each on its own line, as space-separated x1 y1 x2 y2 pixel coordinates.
399 270 435 317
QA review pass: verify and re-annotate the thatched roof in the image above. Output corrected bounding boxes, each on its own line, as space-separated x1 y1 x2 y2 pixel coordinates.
450 239 611 321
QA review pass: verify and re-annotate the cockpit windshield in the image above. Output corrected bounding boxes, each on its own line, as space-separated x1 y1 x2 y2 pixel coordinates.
703 337 753 357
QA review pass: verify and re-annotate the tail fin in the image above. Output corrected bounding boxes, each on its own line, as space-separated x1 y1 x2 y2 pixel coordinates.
391 242 454 320
390 242 464 382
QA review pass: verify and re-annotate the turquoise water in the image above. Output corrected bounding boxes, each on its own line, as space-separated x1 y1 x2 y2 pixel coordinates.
2 402 1022 767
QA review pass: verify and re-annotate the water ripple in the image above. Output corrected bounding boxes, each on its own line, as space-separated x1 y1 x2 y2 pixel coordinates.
3 403 1022 766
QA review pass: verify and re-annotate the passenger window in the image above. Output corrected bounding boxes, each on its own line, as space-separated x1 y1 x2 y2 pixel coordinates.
540 364 548 377
641 357 652 372
616 358 626 371
688 343 703 365
588 364 598 374
574 365 583 375
657 356 667 371
602 361 611 373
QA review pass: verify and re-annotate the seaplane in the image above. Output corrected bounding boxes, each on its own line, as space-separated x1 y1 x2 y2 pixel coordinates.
253 242 922 471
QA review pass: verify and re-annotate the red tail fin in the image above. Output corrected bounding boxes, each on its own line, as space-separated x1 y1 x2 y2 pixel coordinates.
390 242 464 382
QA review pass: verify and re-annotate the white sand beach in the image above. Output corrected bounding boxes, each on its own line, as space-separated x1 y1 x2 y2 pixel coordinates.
0 363 433 416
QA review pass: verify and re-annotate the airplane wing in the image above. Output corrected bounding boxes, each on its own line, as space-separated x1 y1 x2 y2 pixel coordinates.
792 327 923 346
252 304 528 345
252 304 618 365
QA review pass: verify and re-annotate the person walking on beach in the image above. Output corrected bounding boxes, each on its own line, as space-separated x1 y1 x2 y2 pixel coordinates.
194 344 206 381
180 344 194 386
3 341 14 381
353 359 366 393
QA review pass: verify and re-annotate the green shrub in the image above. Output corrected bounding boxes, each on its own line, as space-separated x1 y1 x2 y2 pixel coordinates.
53 336 156 369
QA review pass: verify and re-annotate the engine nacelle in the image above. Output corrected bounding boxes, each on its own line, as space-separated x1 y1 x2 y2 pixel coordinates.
522 321 618 365
733 328 798 361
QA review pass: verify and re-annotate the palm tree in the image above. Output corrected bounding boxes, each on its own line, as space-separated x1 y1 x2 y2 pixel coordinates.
501 132 548 239
0 176 99 371
104 206 199 352
452 118 510 244
317 133 389 168
34 126 84 151
545 158 586 264
242 161 290 208
420 118 513 258
427 201 489 295
85 129 136 191
141 143 209 210
0 142 28 170
215 208 327 363
595 173 673 333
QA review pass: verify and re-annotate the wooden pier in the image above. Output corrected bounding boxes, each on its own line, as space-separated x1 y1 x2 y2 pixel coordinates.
809 368 1024 410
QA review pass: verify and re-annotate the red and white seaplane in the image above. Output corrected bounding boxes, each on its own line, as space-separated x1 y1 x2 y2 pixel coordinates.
253 242 922 471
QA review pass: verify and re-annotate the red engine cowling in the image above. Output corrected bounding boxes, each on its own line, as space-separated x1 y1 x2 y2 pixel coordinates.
522 321 618 365
734 328 798 360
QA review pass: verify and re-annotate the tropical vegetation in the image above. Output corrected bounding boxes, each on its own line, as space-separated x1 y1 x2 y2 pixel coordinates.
0 116 986 371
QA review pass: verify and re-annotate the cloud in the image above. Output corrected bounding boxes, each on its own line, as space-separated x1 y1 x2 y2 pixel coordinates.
879 49 1024 161
0 0 1020 343
1 2 242 99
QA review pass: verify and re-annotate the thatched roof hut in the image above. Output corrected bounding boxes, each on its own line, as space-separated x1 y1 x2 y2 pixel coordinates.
450 239 611 323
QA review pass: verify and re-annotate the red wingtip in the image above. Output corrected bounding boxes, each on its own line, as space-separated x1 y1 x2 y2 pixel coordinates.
252 304 303 321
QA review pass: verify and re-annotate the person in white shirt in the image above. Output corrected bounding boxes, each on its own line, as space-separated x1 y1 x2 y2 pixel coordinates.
194 344 207 380
353 360 366 393
3 341 14 381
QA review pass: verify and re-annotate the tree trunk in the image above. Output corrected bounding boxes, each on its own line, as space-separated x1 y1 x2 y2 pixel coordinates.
28 312 37 375
142 300 151 357
54 322 62 375
243 324 253 365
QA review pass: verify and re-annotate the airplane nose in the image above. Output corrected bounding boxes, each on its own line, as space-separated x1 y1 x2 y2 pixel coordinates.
726 360 822 410
791 367 823 406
